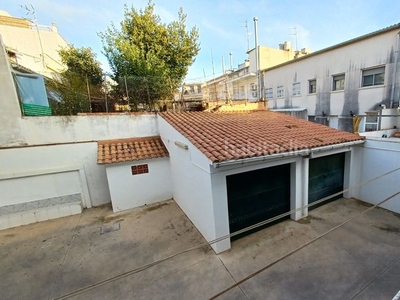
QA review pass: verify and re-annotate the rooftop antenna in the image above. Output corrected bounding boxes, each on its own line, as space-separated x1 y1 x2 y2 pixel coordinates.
240 20 252 51
289 27 298 51
19 4 36 22
211 49 217 102
19 4 46 69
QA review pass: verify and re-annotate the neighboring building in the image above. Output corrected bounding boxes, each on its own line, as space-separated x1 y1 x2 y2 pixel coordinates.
0 35 51 116
261 23 400 132
0 10 68 78
174 82 205 111
205 41 311 103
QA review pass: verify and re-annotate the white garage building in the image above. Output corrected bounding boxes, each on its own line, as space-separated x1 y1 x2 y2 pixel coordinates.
158 111 364 253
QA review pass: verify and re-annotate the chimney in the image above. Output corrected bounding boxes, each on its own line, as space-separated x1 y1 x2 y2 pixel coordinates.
51 23 58 33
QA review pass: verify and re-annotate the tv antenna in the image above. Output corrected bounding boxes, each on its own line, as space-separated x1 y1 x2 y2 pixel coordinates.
240 20 252 51
19 4 46 69
19 4 37 23
289 27 298 51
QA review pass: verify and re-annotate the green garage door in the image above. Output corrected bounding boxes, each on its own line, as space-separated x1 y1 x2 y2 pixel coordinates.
308 152 345 209
226 164 291 240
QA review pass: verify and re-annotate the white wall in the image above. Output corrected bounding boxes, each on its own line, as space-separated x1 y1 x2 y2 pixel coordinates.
105 157 172 212
158 116 226 252
0 113 159 208
19 114 158 146
0 143 108 207
0 171 81 206
353 139 400 213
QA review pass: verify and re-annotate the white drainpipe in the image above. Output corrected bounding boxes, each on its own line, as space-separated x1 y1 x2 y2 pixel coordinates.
390 31 400 108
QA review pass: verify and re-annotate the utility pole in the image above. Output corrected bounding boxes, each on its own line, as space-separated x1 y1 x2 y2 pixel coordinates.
222 56 230 104
102 74 109 113
86 74 92 112
124 76 130 109
253 17 262 101
203 68 209 103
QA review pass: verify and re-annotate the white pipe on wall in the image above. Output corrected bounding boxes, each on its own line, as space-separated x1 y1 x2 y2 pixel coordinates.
390 31 400 108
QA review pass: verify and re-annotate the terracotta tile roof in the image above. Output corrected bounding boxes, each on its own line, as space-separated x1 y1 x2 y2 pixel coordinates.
97 136 169 164
159 111 364 163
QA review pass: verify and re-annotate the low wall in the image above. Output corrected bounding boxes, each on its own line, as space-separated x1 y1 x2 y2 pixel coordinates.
0 143 108 207
353 138 400 214
17 113 158 146
0 113 160 230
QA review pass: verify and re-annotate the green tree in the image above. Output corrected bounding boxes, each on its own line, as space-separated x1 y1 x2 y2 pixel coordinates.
99 1 200 110
58 46 103 85
48 46 104 115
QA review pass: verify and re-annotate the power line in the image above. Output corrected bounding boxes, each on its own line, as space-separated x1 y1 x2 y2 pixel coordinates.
209 189 400 299
52 165 400 299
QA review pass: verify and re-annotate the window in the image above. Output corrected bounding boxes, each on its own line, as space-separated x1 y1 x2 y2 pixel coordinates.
309 79 316 94
251 83 257 98
333 74 345 91
265 87 273 99
292 82 301 96
362 67 385 87
364 111 379 131
131 164 149 175
277 85 284 98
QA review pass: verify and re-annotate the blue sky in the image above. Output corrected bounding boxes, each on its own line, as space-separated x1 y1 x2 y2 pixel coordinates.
1 0 400 83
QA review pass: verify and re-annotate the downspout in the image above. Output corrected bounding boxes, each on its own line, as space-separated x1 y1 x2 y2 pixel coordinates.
389 31 400 108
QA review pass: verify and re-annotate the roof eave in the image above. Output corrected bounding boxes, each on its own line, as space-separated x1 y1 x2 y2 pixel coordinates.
212 140 365 168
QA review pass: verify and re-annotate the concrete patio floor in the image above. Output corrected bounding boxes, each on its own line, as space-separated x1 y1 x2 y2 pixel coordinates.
1 198 400 300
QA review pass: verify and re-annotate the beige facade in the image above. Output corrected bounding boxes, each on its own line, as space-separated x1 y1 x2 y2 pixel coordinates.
0 10 68 78
204 41 310 103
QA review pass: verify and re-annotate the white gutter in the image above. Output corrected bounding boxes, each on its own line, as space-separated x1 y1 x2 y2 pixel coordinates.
308 140 365 155
212 140 365 168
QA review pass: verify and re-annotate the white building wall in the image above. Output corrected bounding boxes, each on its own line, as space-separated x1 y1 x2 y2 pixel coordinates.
157 116 226 252
105 158 172 212
353 139 400 213
262 28 400 132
